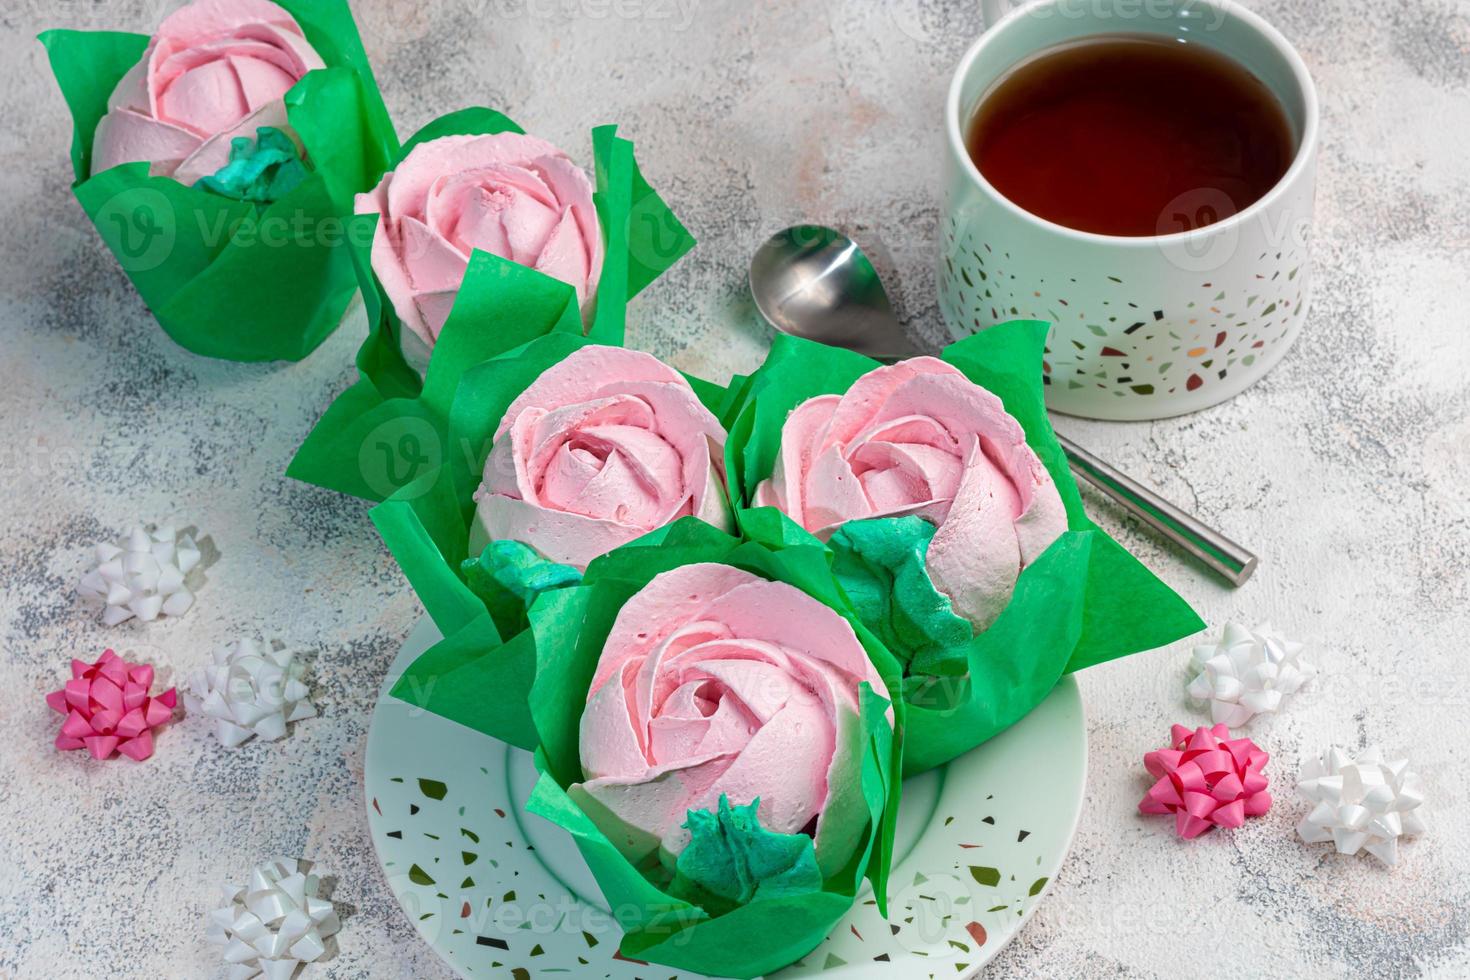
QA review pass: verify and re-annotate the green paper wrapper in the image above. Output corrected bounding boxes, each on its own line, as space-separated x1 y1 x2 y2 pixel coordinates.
520 518 904 978
726 320 1205 776
40 0 397 362
378 332 738 753
286 108 696 502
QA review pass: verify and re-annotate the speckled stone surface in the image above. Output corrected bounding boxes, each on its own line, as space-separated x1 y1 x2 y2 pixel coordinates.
2 0 1468 977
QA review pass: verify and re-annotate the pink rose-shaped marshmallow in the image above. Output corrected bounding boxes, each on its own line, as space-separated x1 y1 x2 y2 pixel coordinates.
473 346 732 570
91 0 324 183
573 563 889 871
754 356 1067 631
357 131 603 362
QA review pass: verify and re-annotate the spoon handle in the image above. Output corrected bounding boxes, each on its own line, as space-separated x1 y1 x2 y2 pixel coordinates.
1054 433 1258 587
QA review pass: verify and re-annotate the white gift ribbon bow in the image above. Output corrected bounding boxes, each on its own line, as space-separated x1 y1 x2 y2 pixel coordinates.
1186 621 1315 727
184 639 317 748
79 525 201 625
208 858 340 979
1297 746 1426 867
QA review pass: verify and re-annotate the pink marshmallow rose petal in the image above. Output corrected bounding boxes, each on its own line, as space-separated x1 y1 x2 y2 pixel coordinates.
753 356 1067 631
472 346 733 570
46 649 177 761
90 0 325 179
572 564 890 873
356 131 604 358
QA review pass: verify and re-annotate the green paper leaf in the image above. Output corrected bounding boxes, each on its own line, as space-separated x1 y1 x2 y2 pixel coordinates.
272 0 396 165
1070 532 1205 672
604 126 696 301
587 126 632 343
527 585 604 790
723 320 1204 776
38 29 147 181
622 889 853 980
901 531 1092 775
284 63 395 214
526 771 707 937
420 253 583 423
370 465 481 633
389 617 540 751
399 107 524 157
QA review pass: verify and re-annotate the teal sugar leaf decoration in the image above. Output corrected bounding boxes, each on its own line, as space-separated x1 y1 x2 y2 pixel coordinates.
193 126 310 205
669 796 823 917
828 516 972 679
461 539 581 638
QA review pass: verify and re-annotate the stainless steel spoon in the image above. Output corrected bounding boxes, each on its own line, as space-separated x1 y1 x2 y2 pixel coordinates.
748 224 1257 586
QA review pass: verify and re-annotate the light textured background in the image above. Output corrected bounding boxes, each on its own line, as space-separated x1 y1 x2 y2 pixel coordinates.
2 0 1468 977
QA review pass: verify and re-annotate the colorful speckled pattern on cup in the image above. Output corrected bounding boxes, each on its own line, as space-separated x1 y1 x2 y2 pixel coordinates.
939 217 1312 407
365 620 1088 979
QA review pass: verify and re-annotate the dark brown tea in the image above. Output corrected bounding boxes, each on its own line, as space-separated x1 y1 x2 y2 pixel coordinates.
966 35 1295 236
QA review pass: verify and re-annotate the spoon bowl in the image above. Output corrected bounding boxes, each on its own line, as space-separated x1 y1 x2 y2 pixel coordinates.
749 225 921 361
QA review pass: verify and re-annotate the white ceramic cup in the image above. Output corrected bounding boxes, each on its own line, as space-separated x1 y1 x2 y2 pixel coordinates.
939 0 1319 420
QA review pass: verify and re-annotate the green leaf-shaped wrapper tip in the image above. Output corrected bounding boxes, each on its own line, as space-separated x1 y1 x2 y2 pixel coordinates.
726 320 1205 777
520 518 904 979
287 109 696 502
40 0 398 361
380 333 734 755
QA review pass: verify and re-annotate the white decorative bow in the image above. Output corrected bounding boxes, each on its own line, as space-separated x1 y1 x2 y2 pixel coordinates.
1185 621 1315 727
1297 746 1426 867
207 858 340 980
185 639 317 748
79 525 201 625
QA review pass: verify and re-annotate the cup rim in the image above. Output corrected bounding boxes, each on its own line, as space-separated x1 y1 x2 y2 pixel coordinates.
944 0 1320 246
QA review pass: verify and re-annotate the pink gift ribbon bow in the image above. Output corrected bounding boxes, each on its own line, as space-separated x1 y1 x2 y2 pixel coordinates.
1140 723 1272 838
46 649 176 760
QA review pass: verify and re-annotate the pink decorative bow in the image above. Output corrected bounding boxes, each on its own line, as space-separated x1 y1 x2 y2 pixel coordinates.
46 649 177 761
1139 723 1271 838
